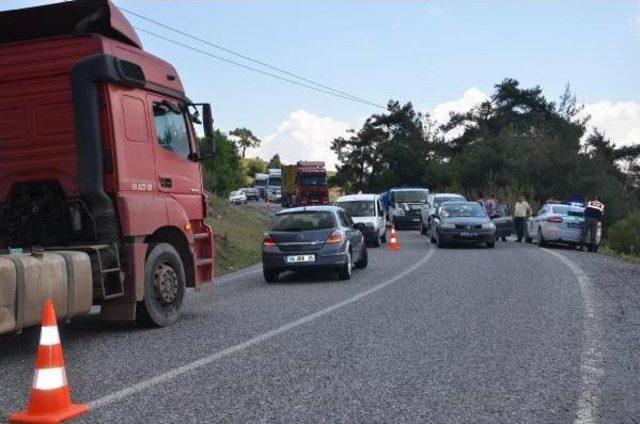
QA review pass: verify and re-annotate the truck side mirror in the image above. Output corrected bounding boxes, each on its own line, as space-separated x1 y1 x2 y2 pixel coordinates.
198 103 215 160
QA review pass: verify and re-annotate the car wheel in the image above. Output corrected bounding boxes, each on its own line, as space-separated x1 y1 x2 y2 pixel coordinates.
487 241 496 248
137 243 186 327
537 229 547 247
380 231 387 243
420 220 427 235
372 236 381 248
355 245 368 269
338 250 353 280
263 267 279 283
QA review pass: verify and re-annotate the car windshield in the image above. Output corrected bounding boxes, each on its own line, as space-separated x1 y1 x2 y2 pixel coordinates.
434 196 465 208
441 203 486 218
255 180 267 187
300 174 327 185
271 212 336 231
336 201 375 217
230 191 240 196
394 190 428 203
268 177 281 186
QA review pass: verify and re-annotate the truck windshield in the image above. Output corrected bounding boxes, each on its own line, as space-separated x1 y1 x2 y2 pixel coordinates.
336 201 375 217
268 177 281 186
393 190 428 204
255 180 267 187
271 212 336 231
300 175 327 186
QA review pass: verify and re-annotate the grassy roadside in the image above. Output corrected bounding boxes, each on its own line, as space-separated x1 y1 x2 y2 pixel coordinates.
206 196 270 276
600 244 640 266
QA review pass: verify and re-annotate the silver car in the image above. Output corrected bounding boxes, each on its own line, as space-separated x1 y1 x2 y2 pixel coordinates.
526 202 601 248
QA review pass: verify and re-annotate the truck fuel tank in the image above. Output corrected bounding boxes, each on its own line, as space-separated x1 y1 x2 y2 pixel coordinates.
0 250 93 334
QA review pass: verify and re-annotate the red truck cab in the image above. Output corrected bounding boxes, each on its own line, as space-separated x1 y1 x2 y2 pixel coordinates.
0 0 214 326
296 161 329 206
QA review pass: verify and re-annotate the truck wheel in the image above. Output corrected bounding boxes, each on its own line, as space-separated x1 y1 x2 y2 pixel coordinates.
137 243 186 327
355 245 368 269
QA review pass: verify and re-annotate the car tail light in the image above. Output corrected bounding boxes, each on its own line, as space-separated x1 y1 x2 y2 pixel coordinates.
546 216 563 223
326 230 344 244
263 234 276 247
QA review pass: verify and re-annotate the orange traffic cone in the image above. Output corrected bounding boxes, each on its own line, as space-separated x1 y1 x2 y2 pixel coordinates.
9 300 89 424
387 224 400 250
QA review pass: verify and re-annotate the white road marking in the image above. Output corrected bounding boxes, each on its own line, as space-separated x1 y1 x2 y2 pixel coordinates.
544 249 603 424
89 249 435 409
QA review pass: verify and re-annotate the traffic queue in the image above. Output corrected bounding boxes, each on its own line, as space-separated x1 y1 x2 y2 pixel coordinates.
259 183 605 283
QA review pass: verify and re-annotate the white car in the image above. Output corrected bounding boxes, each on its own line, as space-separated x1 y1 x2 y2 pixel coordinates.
229 190 248 205
526 202 601 248
335 193 387 247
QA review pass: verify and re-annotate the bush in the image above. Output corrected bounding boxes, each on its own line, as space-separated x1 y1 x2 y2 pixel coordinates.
607 212 640 255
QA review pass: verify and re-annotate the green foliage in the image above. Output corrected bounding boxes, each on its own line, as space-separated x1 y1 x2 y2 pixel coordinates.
201 130 244 195
331 78 640 230
230 127 261 158
267 154 282 169
608 212 640 255
243 157 267 179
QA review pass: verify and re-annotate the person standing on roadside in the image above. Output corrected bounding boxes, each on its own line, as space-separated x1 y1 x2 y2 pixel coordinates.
513 196 532 242
579 195 604 252
484 194 497 218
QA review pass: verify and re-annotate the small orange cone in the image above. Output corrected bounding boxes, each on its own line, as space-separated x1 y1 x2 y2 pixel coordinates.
9 300 89 424
387 224 400 250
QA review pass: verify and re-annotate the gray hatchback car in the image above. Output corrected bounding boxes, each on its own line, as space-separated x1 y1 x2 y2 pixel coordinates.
262 206 368 282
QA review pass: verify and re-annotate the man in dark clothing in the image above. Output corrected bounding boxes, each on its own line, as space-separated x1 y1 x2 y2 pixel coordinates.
579 196 604 252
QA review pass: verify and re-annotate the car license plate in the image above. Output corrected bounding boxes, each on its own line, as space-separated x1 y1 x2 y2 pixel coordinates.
285 254 315 264
460 232 478 237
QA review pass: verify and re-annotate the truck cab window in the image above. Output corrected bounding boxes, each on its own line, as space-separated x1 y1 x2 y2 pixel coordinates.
153 103 191 158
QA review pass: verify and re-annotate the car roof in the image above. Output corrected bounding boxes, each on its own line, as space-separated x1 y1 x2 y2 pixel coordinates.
440 201 476 207
276 205 340 215
433 193 465 198
390 187 428 192
336 194 378 202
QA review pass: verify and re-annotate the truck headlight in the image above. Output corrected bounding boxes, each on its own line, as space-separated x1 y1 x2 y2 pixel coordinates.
482 223 496 230
441 222 455 229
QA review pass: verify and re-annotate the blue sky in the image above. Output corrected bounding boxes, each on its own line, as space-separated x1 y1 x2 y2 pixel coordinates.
4 1 640 167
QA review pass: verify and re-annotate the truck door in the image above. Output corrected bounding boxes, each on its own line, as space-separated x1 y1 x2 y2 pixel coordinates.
147 95 203 220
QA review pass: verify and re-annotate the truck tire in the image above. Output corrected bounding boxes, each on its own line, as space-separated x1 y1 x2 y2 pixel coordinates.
137 243 186 327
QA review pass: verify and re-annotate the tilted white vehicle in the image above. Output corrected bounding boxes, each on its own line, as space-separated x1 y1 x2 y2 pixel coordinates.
229 190 248 205
335 193 387 247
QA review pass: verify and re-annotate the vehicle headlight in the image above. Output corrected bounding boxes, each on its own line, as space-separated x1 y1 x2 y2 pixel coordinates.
393 208 405 216
482 223 496 230
441 222 455 229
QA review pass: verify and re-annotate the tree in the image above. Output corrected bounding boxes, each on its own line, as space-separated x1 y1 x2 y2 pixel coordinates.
201 130 244 195
245 158 266 179
267 154 281 169
230 127 261 158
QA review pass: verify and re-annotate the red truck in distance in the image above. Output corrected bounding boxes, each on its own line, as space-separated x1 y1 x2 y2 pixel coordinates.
0 0 215 333
281 161 330 208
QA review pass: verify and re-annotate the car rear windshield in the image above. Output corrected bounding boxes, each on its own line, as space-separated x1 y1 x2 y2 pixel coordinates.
551 205 584 217
393 190 428 203
336 201 375 217
441 203 486 218
271 212 336 231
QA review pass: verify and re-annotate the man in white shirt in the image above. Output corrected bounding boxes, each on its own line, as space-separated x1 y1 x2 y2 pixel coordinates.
513 196 532 242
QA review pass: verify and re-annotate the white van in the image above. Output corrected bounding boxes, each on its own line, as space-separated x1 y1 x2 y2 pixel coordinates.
335 194 387 247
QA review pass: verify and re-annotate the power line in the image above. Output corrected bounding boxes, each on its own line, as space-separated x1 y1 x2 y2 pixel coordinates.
120 7 386 109
134 27 386 109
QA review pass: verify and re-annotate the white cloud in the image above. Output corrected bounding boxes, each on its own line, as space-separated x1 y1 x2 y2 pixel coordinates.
429 87 489 126
251 110 350 171
582 101 640 147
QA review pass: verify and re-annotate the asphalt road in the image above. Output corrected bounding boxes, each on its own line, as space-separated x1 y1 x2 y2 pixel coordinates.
1 231 639 423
